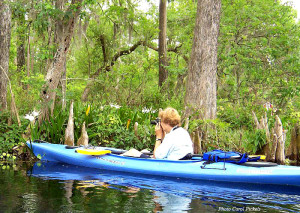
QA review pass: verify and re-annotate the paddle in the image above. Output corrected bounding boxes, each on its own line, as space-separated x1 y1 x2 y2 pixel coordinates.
75 149 111 155
249 155 266 160
65 145 127 155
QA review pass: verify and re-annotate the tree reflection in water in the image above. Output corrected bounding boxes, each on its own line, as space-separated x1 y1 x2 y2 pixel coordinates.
1 161 300 212
62 178 193 212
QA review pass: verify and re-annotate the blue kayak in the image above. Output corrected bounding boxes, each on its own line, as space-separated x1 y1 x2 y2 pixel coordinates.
27 141 300 186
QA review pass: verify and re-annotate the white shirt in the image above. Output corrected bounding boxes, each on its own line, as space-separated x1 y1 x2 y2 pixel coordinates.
155 127 193 160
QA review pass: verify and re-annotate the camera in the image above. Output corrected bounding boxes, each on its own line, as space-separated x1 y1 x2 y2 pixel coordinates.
150 118 161 125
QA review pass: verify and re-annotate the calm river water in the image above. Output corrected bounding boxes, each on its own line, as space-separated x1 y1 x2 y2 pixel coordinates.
1 161 300 213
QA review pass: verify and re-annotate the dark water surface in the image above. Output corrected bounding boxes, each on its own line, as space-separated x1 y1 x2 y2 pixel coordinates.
1 162 300 213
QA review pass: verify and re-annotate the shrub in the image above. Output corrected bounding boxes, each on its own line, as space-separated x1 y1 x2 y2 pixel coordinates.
0 111 27 154
30 102 157 150
243 129 267 154
188 118 244 152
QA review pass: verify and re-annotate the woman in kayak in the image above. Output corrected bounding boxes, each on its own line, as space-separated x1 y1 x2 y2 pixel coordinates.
154 107 193 160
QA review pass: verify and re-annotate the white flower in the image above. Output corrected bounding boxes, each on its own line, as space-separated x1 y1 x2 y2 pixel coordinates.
110 104 121 109
24 114 35 122
142 108 149 113
24 110 40 122
32 110 40 117
142 107 157 113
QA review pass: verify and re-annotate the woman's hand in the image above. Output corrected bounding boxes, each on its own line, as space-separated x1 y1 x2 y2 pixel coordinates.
155 122 165 139
154 122 164 159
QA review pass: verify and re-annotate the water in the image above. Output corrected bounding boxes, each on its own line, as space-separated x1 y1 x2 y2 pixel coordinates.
1 162 300 212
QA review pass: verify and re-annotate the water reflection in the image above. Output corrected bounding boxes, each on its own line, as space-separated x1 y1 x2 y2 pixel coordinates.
27 161 300 212
22 193 39 212
153 191 192 212
64 180 74 205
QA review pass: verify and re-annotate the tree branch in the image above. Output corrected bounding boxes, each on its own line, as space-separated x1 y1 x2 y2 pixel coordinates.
108 40 145 69
99 34 107 64
92 40 145 77
143 42 182 53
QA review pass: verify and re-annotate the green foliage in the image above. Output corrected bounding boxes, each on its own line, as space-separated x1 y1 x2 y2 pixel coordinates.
217 101 254 130
0 152 17 166
32 107 68 143
243 129 267 154
188 118 243 152
187 117 268 155
4 0 300 156
218 0 300 112
30 102 157 150
87 104 156 150
0 112 27 155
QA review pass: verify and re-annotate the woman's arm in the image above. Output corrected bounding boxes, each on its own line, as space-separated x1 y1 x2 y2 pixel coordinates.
153 123 165 158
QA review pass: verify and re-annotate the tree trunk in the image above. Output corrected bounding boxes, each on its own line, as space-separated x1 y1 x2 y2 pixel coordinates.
184 0 221 153
39 0 83 122
287 123 300 163
54 0 65 45
17 39 26 73
158 0 168 87
55 0 67 111
61 64 67 110
77 122 88 146
193 129 202 154
81 82 92 102
27 27 31 90
0 2 11 111
274 115 285 165
17 13 26 74
184 0 221 120
266 133 278 162
65 101 74 146
252 111 272 156
264 115 286 164
77 18 82 45
252 111 286 163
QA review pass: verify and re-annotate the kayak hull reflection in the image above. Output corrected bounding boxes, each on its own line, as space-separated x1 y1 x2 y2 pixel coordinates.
29 161 300 195
27 142 300 186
